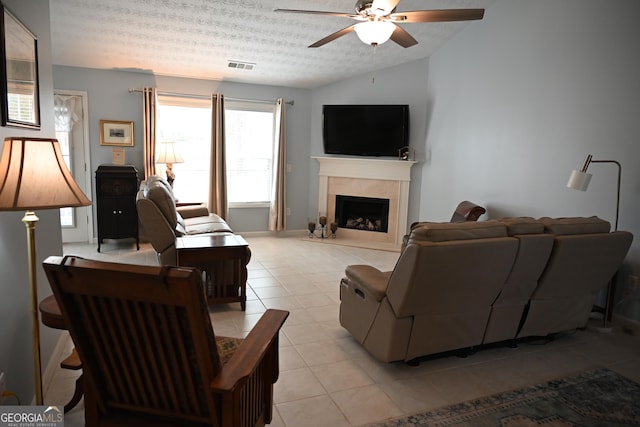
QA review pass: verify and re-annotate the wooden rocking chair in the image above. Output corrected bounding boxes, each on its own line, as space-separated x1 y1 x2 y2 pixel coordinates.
43 256 288 427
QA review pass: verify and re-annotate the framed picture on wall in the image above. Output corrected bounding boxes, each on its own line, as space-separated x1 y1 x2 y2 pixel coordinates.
100 120 134 146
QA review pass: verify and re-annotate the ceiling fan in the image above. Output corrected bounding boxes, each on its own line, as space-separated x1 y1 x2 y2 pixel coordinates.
275 0 484 48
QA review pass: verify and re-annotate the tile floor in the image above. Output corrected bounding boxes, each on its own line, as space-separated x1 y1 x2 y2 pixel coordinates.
46 234 640 426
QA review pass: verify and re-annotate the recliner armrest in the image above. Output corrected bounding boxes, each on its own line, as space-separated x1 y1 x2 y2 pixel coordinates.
177 204 210 219
345 265 391 302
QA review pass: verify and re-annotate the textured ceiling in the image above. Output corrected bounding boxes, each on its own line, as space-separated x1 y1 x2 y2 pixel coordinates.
50 0 495 89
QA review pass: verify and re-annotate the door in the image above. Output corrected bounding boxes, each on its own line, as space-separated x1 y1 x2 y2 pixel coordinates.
54 90 93 243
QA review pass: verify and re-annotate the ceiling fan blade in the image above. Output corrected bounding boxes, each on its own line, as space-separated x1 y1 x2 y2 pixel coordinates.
389 9 485 23
390 25 418 48
371 0 401 15
309 24 357 48
274 9 358 19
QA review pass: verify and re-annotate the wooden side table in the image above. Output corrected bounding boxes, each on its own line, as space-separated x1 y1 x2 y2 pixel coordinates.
39 295 83 413
176 234 249 310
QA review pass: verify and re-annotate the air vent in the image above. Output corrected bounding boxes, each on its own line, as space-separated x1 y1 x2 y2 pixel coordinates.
228 61 255 71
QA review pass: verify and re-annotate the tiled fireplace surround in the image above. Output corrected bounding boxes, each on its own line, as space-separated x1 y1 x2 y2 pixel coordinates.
313 156 417 250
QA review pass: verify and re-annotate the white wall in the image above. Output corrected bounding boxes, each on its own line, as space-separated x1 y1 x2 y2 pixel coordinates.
421 0 640 275
0 0 62 403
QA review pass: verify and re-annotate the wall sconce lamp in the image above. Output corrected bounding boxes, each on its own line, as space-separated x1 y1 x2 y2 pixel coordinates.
567 153 622 331
0 137 91 405
156 141 184 187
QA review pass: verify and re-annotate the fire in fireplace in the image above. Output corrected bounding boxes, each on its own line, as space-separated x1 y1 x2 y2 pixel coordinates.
335 195 390 233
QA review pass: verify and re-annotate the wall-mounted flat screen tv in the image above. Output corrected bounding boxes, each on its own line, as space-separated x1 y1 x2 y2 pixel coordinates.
322 104 409 157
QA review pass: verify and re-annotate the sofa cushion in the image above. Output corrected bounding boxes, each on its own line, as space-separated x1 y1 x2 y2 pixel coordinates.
408 220 507 243
539 216 610 235
215 336 244 366
184 214 233 234
500 217 545 236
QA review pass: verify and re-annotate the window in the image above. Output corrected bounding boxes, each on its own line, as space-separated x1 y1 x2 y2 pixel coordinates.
224 100 276 206
156 96 276 207
157 95 211 203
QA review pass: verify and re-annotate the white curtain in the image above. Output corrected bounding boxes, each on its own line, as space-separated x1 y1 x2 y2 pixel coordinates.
54 95 79 132
54 94 81 227
269 98 287 231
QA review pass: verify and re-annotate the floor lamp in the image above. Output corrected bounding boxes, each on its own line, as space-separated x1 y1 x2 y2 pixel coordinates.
0 137 91 405
567 153 622 330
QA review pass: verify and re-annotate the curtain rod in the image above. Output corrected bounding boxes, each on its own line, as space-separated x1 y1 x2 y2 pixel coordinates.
128 88 294 106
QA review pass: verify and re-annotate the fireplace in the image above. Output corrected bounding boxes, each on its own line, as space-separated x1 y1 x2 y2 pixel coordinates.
335 195 389 233
314 156 417 249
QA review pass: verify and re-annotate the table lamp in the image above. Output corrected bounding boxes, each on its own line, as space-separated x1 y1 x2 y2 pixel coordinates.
0 137 91 405
156 141 184 187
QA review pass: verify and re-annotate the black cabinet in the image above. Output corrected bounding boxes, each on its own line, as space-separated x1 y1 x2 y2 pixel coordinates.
95 165 139 252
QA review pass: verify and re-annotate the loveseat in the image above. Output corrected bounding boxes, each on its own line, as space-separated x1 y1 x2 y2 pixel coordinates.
136 175 236 265
339 216 633 363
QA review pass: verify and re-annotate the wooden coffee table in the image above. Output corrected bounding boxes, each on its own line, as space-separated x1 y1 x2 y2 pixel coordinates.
176 234 249 310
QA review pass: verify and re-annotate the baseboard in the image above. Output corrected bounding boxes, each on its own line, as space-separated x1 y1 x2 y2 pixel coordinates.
41 331 69 400
239 229 308 238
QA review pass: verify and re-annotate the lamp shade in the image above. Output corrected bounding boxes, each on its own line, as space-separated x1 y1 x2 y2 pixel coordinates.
156 141 184 164
567 170 592 192
354 21 396 46
0 137 91 210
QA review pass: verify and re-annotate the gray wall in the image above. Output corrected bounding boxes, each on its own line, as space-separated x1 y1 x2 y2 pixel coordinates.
0 0 61 403
52 68 312 232
307 59 430 226
418 0 640 280
308 0 639 290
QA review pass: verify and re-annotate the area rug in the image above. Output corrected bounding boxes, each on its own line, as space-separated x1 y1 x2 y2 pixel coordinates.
369 368 640 426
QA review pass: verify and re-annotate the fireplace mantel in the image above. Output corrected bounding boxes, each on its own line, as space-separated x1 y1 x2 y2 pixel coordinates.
312 156 416 181
313 156 417 249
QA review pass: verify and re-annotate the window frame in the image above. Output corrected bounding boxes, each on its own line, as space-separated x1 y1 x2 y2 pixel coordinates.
224 99 277 208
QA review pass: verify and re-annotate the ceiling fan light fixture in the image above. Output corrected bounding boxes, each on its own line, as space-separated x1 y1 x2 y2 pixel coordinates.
354 20 395 46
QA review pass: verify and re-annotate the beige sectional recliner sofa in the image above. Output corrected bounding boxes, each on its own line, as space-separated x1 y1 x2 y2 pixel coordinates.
136 175 235 265
516 217 631 338
339 216 633 363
